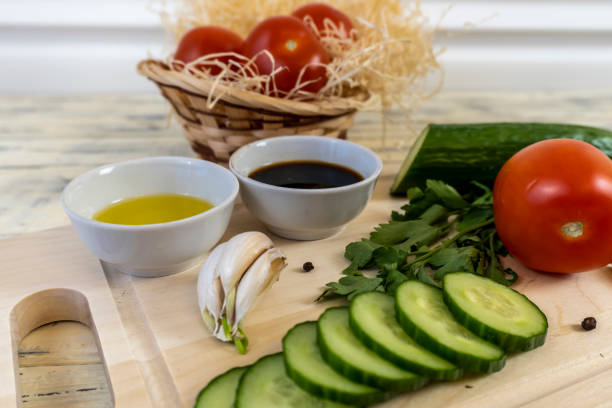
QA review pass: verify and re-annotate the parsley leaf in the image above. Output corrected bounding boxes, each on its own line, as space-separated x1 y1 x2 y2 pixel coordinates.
429 246 480 280
316 275 383 301
392 189 440 220
456 207 493 232
373 247 408 268
342 239 381 275
371 219 439 246
372 204 449 247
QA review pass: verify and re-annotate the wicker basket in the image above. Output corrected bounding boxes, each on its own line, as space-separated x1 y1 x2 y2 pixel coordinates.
138 60 369 162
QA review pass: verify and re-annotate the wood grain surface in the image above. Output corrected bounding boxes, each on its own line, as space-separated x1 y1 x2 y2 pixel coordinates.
2 91 612 407
18 322 112 408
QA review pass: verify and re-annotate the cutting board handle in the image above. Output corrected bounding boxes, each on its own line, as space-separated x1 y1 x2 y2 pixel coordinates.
9 288 114 407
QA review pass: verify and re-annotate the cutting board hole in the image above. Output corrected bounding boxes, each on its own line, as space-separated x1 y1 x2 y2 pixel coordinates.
10 289 114 407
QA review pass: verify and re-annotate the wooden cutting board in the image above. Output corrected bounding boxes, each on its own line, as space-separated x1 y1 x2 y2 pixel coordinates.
1 170 612 408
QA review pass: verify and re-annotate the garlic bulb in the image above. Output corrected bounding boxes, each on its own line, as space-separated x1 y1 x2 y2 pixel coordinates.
197 231 287 352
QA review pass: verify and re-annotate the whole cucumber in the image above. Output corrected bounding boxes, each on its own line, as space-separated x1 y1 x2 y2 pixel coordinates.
390 122 612 195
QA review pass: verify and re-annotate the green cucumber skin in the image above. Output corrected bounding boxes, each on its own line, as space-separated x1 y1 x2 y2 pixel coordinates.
194 366 247 408
390 122 612 194
282 358 377 407
348 295 462 381
395 286 506 374
442 280 548 352
282 322 390 406
317 307 428 392
282 354 375 406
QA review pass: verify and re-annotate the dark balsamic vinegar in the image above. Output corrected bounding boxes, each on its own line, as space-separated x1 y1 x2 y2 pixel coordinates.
248 160 363 189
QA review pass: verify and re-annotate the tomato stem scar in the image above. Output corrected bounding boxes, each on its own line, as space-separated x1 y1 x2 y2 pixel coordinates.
285 40 298 51
561 221 583 238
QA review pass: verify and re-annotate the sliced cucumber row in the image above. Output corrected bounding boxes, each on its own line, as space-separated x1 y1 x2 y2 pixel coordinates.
396 280 506 373
349 292 462 380
197 272 547 407
442 272 548 352
318 307 428 392
235 353 352 408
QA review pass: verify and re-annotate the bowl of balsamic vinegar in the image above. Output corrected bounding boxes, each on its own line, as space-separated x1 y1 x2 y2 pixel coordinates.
229 136 383 240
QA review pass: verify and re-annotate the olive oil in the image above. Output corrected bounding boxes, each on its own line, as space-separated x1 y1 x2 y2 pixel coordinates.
249 160 363 189
93 194 214 225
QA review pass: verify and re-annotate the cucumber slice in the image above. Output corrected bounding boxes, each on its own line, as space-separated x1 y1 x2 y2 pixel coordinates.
195 366 247 408
443 272 548 352
390 122 612 194
235 353 351 408
395 280 506 373
283 321 390 406
318 307 428 392
349 292 462 380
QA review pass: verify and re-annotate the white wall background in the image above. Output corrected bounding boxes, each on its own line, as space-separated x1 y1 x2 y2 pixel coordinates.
1 0 611 94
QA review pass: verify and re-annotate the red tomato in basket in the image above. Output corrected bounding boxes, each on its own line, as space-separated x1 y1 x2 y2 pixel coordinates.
493 138 612 273
242 15 330 96
292 3 355 40
174 26 244 75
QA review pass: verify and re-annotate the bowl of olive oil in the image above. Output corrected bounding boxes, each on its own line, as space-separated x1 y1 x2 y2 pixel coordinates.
62 157 239 277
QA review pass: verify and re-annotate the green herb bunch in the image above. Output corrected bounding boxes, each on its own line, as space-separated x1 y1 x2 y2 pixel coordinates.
317 180 517 301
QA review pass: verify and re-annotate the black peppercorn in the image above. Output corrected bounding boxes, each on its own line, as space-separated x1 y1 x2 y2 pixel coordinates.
581 317 597 331
302 262 314 272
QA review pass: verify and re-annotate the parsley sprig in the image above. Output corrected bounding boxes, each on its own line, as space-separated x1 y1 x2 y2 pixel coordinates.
317 180 518 301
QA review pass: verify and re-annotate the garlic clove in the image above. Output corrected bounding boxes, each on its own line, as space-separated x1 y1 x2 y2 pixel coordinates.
233 247 287 328
217 231 274 320
217 231 274 292
197 242 226 334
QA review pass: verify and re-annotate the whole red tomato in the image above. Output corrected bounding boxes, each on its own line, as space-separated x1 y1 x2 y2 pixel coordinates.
292 3 355 40
174 26 244 75
242 15 330 95
493 138 612 273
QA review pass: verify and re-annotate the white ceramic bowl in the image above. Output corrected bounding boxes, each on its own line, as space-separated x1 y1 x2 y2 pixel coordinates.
61 157 239 277
229 136 382 240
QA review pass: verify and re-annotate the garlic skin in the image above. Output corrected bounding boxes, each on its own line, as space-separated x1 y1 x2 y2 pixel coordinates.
197 231 287 345
217 231 273 328
196 242 226 335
